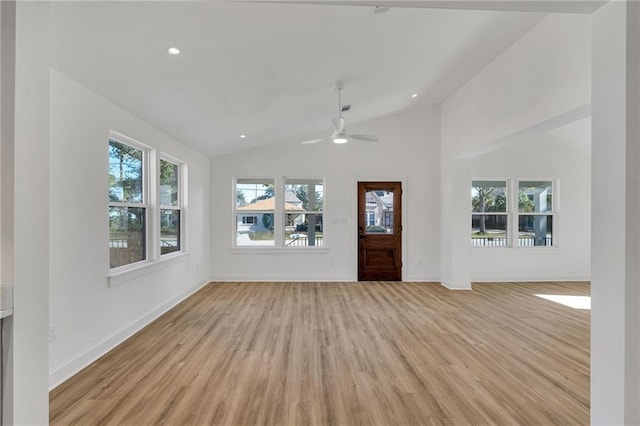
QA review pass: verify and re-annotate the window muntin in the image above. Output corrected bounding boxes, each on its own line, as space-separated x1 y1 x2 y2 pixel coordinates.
471 180 507 247
160 158 182 255
284 179 324 247
518 181 553 246
235 178 276 247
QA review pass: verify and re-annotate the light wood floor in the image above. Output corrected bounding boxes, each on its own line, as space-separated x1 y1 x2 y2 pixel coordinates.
50 281 590 425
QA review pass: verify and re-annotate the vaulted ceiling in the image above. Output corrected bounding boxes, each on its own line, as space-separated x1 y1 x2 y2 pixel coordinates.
49 1 557 156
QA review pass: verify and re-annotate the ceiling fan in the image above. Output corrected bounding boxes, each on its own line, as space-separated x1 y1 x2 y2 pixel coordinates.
301 82 379 145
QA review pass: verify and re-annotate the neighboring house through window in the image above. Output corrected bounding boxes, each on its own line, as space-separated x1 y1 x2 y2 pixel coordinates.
285 178 323 247
234 177 325 248
365 190 393 233
235 178 276 247
518 180 554 247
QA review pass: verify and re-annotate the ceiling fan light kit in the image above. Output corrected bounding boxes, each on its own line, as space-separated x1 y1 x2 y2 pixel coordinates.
301 81 379 145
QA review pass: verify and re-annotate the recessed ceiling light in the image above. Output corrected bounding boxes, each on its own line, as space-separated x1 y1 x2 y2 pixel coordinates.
240 134 247 139
167 47 181 55
411 93 418 98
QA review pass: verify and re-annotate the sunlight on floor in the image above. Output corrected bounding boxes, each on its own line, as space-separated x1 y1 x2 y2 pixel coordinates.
534 294 591 310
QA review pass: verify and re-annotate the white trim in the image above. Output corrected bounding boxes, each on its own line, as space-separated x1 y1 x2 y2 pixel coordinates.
233 176 276 248
284 176 326 247
440 280 473 290
159 156 185 258
230 247 329 255
108 134 150 267
209 274 354 282
471 246 563 254
233 176 327 250
49 278 209 390
108 133 189 274
404 275 441 282
107 251 189 287
470 177 558 249
109 130 152 152
471 276 590 283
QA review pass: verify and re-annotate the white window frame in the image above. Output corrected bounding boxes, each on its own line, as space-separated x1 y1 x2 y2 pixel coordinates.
108 131 189 286
283 177 325 249
233 177 277 248
159 154 186 258
514 179 557 248
232 176 328 252
108 132 150 270
471 178 558 249
471 179 509 248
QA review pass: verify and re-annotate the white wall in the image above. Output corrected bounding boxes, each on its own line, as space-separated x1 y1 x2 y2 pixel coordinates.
591 2 640 424
13 2 50 423
468 118 591 281
48 69 211 388
441 12 592 287
210 107 441 282
442 13 592 158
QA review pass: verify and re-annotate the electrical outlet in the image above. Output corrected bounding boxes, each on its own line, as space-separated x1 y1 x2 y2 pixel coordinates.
49 324 57 343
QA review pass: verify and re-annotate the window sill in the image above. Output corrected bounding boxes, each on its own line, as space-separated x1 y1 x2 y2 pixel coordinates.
230 247 329 255
471 246 562 255
107 251 190 287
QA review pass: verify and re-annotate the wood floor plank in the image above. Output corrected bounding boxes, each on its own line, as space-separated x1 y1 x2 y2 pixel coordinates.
50 281 590 425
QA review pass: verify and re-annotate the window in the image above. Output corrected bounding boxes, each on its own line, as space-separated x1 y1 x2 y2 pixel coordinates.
365 211 375 227
518 180 553 247
284 178 324 247
109 138 147 267
235 178 275 247
160 158 182 255
471 180 508 247
365 190 394 234
234 177 325 248
242 216 256 225
109 132 187 272
471 179 556 248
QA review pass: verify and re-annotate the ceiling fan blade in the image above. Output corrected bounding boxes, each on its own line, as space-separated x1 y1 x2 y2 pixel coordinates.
348 134 379 142
301 137 331 145
332 116 345 133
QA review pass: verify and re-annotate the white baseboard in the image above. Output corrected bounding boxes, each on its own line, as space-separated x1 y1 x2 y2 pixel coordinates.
441 280 473 290
48 279 210 390
404 275 440 282
210 274 355 282
471 276 591 283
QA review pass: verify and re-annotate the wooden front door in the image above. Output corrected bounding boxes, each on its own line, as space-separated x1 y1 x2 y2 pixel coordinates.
358 182 402 281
